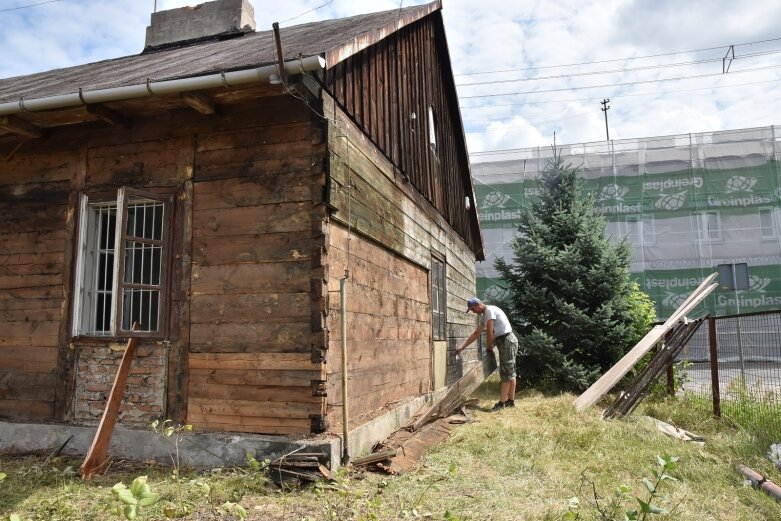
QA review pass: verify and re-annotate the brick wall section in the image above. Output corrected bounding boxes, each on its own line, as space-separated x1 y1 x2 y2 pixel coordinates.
72 342 167 426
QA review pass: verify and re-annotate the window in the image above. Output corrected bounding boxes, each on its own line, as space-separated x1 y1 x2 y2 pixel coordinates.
73 188 170 337
431 256 446 340
618 215 655 245
759 208 775 238
717 263 749 291
428 106 438 154
694 211 721 242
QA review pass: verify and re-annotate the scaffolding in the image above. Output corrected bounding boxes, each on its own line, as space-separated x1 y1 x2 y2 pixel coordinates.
471 125 781 320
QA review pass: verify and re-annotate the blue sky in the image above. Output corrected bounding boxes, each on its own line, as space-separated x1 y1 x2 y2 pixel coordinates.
1 0 780 153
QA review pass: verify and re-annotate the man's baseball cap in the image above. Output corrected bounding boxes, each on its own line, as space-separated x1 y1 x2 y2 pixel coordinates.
466 297 482 311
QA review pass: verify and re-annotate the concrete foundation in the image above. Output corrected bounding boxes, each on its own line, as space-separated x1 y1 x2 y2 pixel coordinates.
0 388 448 470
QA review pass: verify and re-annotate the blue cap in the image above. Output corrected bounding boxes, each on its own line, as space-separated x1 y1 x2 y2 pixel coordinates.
466 297 482 311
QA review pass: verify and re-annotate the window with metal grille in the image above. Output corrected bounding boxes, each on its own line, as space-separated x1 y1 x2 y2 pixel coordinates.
431 256 446 340
717 263 749 291
73 188 170 337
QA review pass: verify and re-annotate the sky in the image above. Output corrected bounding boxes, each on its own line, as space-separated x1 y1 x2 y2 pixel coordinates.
1 0 780 155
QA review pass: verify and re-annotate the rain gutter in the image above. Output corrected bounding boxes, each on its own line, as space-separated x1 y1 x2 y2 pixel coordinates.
0 54 325 117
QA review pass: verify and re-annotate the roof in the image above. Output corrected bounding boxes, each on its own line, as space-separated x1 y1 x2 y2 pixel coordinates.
0 1 440 104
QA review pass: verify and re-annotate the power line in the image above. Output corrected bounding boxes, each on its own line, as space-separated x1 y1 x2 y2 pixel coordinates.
278 0 335 24
460 63 781 99
458 77 781 108
456 49 781 87
0 0 66 12
454 36 781 76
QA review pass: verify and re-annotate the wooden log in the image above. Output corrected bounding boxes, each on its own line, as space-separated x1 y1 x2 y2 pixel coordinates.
80 330 139 479
351 448 399 466
411 351 497 431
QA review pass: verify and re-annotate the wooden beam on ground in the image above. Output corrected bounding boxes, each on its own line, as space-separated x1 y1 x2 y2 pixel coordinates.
86 104 129 127
0 115 43 139
80 327 139 479
180 91 219 115
411 351 497 431
351 448 399 466
573 274 718 412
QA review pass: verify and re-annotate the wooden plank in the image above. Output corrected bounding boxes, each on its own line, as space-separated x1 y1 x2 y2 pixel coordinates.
0 371 56 400
0 230 65 255
188 397 322 418
192 202 311 237
188 352 317 371
188 383 320 403
192 172 311 210
191 418 309 435
0 398 53 419
412 352 498 431
573 278 718 412
191 262 310 295
189 322 313 353
190 293 310 323
190 367 322 387
80 333 139 479
192 233 313 266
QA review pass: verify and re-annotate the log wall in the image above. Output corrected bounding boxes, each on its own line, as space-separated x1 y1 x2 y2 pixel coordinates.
0 91 329 434
323 93 478 426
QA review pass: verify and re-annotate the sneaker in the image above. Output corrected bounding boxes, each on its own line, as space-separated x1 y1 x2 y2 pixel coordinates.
505 400 515 408
491 401 505 411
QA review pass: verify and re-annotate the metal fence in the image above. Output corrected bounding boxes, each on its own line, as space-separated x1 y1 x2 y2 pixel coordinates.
676 310 781 443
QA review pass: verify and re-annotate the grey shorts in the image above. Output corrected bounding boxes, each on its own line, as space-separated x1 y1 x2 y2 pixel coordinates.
495 332 518 381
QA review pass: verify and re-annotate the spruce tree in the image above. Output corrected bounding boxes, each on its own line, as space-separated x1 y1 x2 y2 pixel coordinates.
495 151 640 392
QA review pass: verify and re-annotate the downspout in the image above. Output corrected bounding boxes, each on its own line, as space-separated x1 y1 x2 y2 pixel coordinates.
340 268 350 464
0 55 325 116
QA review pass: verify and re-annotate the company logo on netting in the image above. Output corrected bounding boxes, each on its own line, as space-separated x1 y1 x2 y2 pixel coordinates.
524 187 542 197
654 191 688 211
725 175 757 193
645 276 700 291
749 275 771 292
598 183 629 201
662 292 689 309
483 285 510 302
716 294 781 308
643 177 703 191
481 191 512 209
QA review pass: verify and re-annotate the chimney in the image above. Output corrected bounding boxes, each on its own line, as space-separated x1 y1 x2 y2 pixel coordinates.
145 0 256 49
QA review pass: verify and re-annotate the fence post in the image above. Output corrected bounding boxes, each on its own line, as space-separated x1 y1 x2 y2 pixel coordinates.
708 315 721 418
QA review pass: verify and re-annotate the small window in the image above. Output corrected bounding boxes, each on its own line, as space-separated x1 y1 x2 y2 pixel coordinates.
431 256 446 340
694 211 721 242
428 106 438 154
759 208 775 238
73 187 170 337
618 215 655 245
717 263 749 291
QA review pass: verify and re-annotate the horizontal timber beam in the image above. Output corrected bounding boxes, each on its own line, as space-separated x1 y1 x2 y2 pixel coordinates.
0 115 43 139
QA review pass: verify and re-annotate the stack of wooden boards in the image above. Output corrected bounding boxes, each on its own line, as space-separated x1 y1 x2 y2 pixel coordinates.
267 452 333 484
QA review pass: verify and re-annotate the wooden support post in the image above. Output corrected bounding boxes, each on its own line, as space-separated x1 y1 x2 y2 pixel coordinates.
709 316 721 418
80 325 139 479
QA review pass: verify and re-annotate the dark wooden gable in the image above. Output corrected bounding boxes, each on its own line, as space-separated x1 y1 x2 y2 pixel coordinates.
323 10 483 259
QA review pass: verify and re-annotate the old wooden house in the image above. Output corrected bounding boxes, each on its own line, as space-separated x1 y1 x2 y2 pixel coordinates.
0 0 483 445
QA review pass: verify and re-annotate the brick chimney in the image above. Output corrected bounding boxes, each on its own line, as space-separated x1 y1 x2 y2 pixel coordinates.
145 0 256 49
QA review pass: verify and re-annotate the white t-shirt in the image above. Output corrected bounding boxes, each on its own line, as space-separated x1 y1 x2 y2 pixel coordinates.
479 305 512 337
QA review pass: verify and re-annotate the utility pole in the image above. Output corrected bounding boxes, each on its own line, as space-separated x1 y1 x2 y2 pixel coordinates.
601 98 610 141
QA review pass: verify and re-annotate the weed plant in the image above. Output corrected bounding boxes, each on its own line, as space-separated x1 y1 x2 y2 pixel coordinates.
2 379 781 520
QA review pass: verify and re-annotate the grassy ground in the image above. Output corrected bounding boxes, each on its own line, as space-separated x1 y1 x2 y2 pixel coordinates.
2 378 781 520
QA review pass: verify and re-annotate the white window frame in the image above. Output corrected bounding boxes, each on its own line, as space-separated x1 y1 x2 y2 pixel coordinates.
618 215 655 246
759 207 775 239
72 187 171 338
694 210 722 242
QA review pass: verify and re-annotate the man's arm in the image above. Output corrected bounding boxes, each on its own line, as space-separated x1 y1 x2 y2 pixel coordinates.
485 319 495 352
456 324 484 355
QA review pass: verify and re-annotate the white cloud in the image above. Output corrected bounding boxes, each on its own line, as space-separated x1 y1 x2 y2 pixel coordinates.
0 0 778 151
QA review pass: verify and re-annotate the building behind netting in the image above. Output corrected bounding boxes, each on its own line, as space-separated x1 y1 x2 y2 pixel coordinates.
471 125 781 321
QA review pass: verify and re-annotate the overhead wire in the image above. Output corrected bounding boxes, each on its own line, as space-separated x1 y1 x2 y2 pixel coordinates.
458 77 781 109
455 48 781 87
0 0 66 12
460 63 781 99
454 36 781 76
278 0 336 24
